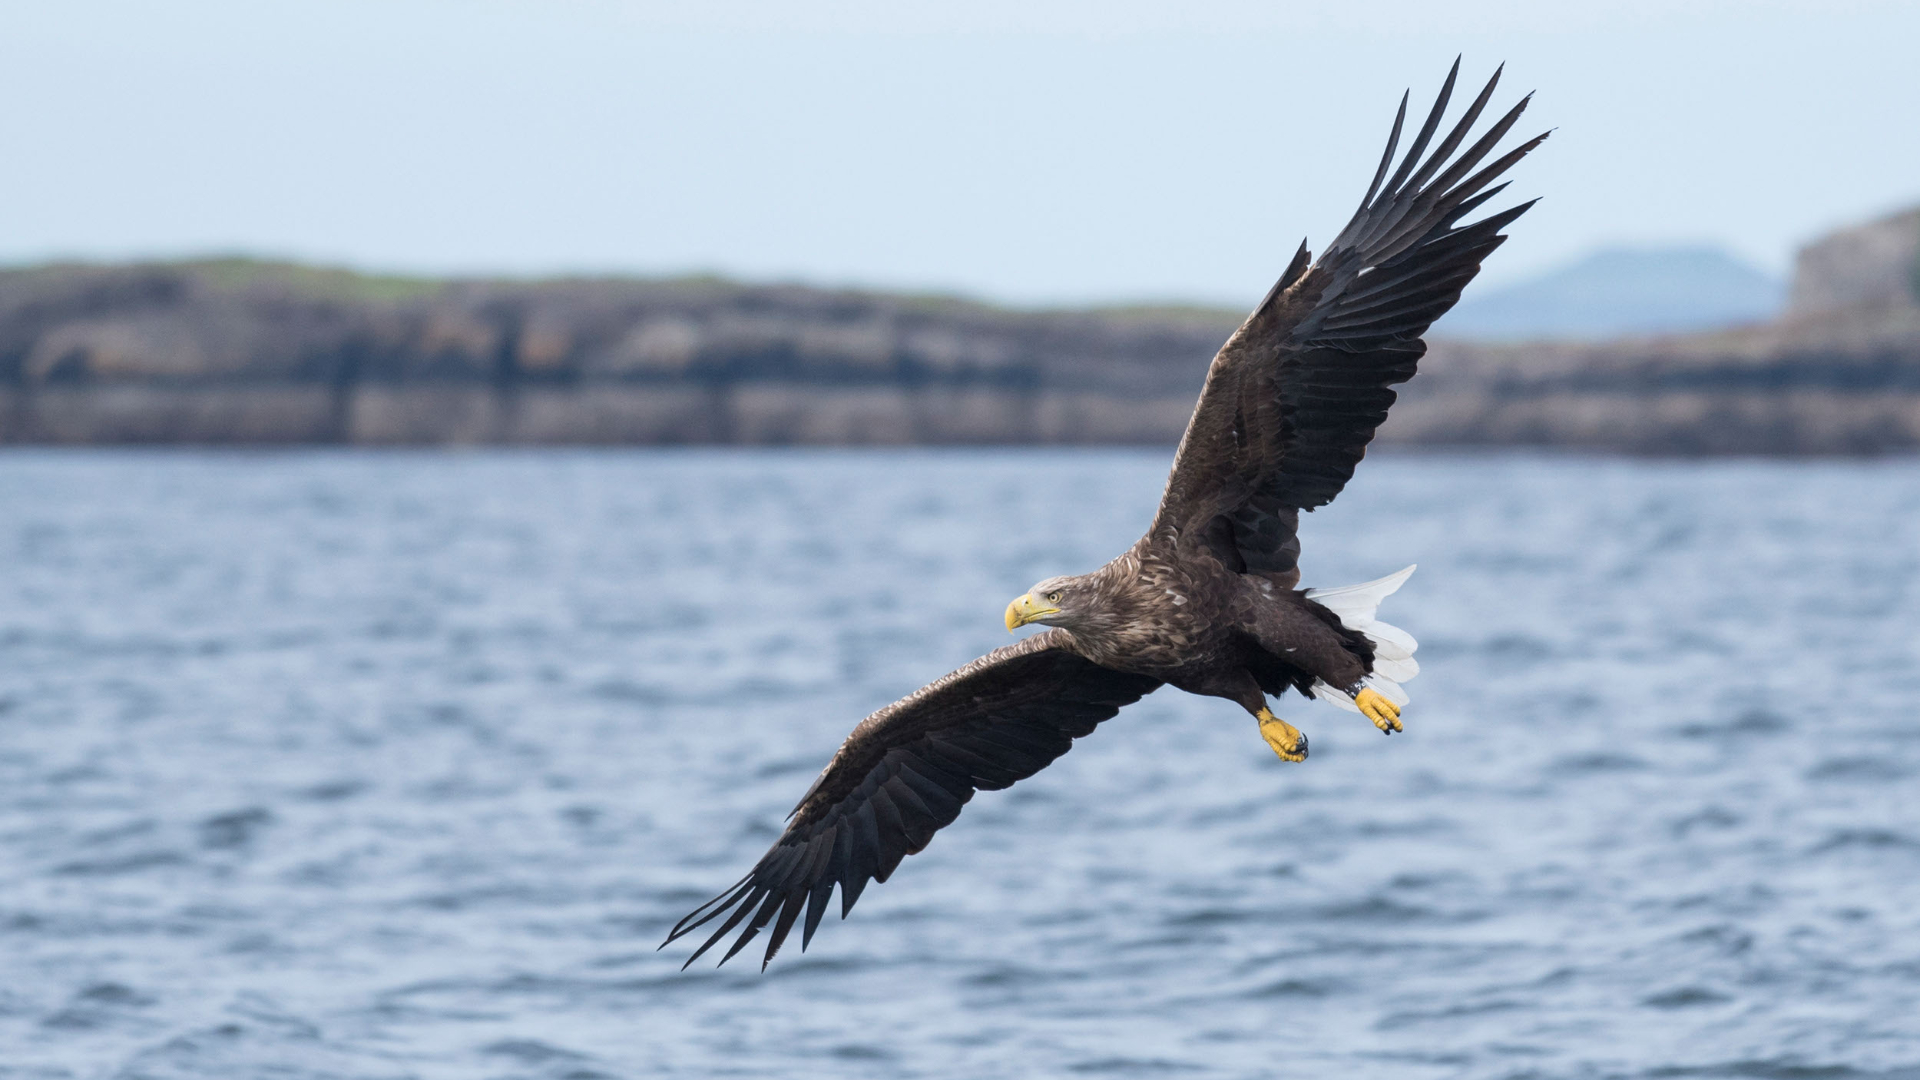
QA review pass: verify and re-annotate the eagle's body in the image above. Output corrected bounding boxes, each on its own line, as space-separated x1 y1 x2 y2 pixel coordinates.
664 60 1546 970
1032 539 1370 711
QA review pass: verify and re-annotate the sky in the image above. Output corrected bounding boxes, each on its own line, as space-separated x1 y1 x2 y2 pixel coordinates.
1 0 1916 308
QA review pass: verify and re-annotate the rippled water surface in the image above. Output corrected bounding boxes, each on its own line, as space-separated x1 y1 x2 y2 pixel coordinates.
4 449 1920 1079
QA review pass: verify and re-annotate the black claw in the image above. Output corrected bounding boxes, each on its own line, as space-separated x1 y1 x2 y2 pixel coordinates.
1298 734 1309 758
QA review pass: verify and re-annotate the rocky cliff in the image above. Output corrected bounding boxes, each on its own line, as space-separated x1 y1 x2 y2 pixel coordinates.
2 203 1917 453
0 260 1237 446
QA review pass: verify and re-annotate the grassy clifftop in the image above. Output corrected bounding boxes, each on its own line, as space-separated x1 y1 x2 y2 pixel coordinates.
2 203 1917 452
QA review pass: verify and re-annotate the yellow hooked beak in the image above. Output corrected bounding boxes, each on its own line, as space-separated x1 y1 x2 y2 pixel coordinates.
1004 593 1060 631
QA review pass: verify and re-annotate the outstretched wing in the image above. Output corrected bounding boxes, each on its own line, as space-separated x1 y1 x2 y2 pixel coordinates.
661 630 1161 970
1153 60 1547 584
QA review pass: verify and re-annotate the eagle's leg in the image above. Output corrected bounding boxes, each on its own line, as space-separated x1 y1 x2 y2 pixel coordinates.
1351 685 1403 734
1182 669 1308 763
1255 707 1308 763
1239 597 1396 741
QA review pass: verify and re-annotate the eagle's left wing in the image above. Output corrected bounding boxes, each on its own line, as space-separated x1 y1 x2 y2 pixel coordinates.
661 629 1161 970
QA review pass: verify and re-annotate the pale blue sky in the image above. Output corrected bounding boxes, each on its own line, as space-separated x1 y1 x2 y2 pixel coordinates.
2 0 1915 307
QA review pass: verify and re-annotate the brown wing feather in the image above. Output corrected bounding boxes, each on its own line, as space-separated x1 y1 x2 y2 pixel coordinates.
1153 59 1547 581
660 630 1161 970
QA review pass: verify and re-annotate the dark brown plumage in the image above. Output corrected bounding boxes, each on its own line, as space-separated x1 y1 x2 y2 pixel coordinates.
662 59 1546 970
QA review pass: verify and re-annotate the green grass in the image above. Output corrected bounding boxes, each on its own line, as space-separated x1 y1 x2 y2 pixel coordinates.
0 255 1246 321
180 257 448 302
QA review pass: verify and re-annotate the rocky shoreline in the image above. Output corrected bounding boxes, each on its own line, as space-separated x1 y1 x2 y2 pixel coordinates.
3 207 1916 454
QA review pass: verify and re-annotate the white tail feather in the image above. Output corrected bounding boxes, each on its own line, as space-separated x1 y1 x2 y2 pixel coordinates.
1305 565 1419 711
1365 621 1417 657
1304 564 1415 625
1372 654 1419 682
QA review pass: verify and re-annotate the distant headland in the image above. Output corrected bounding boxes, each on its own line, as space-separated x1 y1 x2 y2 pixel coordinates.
2 205 1916 455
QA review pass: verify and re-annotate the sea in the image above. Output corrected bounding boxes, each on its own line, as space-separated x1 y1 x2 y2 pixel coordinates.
2 448 1918 1080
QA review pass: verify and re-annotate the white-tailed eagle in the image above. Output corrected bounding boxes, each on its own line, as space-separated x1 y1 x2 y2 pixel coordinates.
664 60 1545 970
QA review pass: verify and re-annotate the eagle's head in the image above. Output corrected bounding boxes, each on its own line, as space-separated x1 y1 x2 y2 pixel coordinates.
1005 575 1095 632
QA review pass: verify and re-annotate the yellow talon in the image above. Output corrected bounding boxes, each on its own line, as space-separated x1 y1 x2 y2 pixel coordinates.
1354 687 1403 734
1256 707 1308 763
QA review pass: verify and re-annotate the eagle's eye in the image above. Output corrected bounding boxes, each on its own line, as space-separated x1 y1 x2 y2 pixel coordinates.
1046 590 1062 603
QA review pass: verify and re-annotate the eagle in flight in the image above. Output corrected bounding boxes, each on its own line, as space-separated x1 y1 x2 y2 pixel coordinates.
664 60 1546 970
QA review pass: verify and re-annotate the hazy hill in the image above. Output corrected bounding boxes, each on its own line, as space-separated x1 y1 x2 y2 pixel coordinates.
1435 246 1785 341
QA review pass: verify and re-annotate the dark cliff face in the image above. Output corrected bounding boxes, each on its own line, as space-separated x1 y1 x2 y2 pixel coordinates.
0 261 1237 445
0 261 1247 392
2 202 1919 454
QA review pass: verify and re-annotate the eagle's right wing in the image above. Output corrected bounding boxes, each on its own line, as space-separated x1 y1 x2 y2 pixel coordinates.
1152 60 1546 584
661 629 1161 970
